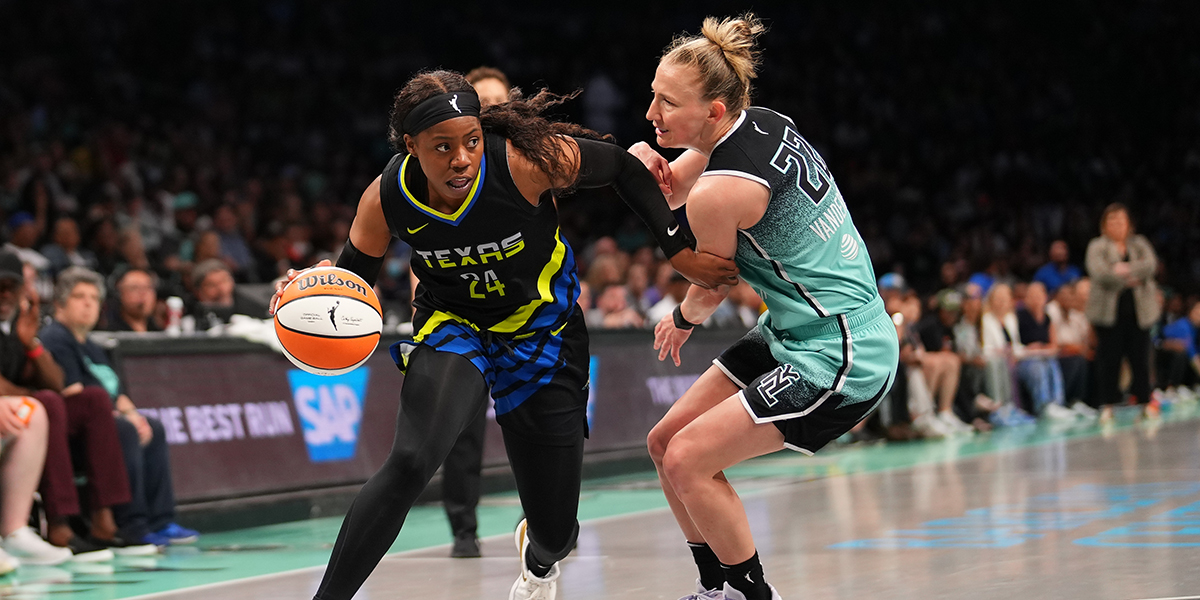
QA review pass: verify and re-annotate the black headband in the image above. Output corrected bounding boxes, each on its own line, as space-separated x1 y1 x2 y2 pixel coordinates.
402 91 482 135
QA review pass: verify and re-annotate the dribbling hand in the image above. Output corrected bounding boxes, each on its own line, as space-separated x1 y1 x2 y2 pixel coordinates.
269 259 332 315
653 312 693 367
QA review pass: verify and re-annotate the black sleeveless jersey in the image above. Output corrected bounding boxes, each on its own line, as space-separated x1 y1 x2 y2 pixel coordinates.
378 133 580 336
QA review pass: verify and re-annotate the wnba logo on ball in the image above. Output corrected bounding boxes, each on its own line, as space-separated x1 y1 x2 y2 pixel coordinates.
287 368 370 463
296 273 369 296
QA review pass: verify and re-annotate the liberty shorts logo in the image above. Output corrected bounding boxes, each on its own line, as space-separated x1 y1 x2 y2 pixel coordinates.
449 94 462 113
288 368 370 463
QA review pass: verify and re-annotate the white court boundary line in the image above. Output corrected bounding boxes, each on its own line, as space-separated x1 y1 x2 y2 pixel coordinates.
1131 596 1200 600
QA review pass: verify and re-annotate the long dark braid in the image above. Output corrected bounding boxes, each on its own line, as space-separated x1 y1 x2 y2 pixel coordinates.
388 70 611 194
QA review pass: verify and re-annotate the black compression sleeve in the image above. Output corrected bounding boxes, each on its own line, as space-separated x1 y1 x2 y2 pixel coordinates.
572 137 692 258
335 238 384 286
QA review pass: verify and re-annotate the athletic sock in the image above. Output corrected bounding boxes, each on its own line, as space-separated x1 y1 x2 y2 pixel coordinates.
524 545 553 578
687 541 725 591
722 552 771 600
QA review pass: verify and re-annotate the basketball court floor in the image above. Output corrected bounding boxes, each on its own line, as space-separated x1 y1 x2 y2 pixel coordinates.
5 403 1199 600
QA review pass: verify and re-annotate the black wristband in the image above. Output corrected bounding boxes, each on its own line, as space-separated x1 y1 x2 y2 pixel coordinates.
335 238 384 286
672 304 697 330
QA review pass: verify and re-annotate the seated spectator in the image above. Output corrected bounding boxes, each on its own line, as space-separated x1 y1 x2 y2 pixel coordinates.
0 395 74 567
40 216 98 278
1047 280 1096 413
980 283 1036 426
916 290 974 432
1032 240 1082 295
41 267 198 547
1013 282 1078 420
213 204 255 281
587 284 643 329
951 286 999 428
104 267 163 333
1157 298 1200 401
0 251 125 561
189 259 264 331
897 294 956 437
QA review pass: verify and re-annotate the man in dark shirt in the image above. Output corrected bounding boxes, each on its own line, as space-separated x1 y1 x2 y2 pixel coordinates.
41 266 198 547
103 267 163 333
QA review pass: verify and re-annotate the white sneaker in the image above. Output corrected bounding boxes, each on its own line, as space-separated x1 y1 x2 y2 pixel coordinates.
0 547 19 575
2 527 72 566
722 582 782 600
1176 386 1198 403
912 414 948 438
678 579 725 599
938 411 974 434
1070 401 1098 419
509 519 559 600
1042 403 1079 421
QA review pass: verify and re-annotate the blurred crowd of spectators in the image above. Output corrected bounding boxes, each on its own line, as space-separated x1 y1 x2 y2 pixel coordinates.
2 1 1197 331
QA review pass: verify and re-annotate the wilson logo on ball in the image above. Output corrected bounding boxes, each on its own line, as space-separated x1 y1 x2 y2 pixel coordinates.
275 266 382 376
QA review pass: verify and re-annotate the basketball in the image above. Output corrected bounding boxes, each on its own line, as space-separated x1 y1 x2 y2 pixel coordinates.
273 266 383 376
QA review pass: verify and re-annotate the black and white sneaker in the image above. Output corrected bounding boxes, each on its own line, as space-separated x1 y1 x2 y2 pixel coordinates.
66 536 114 562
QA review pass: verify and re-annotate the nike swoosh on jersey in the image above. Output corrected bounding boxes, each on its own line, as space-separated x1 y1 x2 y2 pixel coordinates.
407 223 429 234
667 225 679 236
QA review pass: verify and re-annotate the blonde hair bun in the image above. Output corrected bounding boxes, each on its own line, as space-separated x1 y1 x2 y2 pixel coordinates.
663 13 766 114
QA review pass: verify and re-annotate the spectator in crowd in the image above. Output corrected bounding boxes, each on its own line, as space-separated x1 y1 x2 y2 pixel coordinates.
624 262 652 317
1032 240 1082 295
189 259 263 330
1157 298 1200 402
87 218 121 276
104 267 163 333
4 212 52 300
213 204 255 282
1047 280 1096 414
587 284 644 329
646 270 690 325
0 395 74 567
1014 282 1079 420
897 294 957 437
0 250 124 560
952 285 999 428
40 267 198 547
40 216 98 277
980 284 1037 426
916 289 974 432
1085 203 1160 423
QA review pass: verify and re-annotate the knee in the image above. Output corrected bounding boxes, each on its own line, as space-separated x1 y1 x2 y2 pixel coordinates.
381 448 434 484
660 438 700 496
76 386 116 415
114 418 139 451
647 424 674 466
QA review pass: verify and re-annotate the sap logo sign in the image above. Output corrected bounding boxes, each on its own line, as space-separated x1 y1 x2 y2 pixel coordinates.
287 368 369 463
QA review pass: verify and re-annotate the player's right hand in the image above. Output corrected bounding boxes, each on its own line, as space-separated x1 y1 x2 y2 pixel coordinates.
0 396 29 437
269 259 332 315
628 142 672 198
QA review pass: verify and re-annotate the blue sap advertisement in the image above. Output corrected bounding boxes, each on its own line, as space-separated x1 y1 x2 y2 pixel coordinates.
287 368 370 463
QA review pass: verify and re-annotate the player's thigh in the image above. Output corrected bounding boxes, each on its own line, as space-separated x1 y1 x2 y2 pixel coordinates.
663 393 785 481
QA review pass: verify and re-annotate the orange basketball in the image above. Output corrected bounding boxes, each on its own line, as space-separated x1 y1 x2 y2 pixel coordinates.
274 266 383 376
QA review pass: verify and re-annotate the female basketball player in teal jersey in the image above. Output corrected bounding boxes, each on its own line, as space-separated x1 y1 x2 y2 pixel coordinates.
631 15 900 600
271 70 738 600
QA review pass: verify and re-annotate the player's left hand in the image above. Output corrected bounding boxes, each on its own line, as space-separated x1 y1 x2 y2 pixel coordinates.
654 312 693 367
669 249 738 290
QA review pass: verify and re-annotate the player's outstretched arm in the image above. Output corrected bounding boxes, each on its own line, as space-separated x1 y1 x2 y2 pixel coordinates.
527 135 738 289
270 177 391 314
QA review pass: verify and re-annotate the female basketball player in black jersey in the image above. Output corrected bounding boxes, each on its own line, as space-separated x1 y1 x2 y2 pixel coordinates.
271 69 737 600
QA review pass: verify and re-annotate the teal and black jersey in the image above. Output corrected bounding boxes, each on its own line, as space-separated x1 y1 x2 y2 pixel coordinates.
378 133 579 339
701 107 878 334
